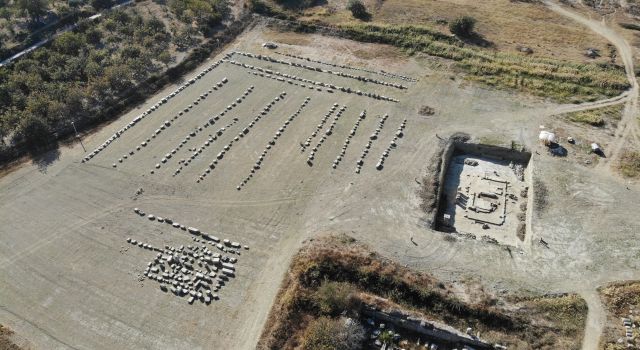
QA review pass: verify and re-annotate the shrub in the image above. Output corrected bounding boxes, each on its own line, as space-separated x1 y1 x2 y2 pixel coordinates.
619 150 640 178
533 178 548 213
346 0 368 20
566 110 605 126
301 316 365 350
449 16 476 37
314 280 357 315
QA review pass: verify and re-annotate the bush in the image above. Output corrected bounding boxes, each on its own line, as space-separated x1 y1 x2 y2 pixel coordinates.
301 317 365 350
449 16 476 37
314 280 357 315
91 0 113 10
619 150 640 178
346 0 368 20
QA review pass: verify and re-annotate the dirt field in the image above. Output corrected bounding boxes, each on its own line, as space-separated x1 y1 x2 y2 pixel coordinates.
0 3 639 349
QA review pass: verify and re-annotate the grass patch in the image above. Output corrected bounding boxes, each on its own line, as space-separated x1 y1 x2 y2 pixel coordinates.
558 104 623 127
566 111 605 126
618 150 640 178
333 23 629 102
257 4 629 102
523 294 588 335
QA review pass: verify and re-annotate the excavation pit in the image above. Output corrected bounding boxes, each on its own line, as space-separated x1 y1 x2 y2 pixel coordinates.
436 142 531 246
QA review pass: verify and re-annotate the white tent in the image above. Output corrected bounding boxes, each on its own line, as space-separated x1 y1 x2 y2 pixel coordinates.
539 131 557 145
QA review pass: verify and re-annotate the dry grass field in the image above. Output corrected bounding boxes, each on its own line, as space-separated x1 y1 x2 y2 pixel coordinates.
281 0 613 64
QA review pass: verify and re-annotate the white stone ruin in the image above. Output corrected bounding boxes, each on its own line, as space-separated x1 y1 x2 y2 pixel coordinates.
127 207 250 305
375 118 406 170
198 91 288 183
237 97 312 190
82 60 226 164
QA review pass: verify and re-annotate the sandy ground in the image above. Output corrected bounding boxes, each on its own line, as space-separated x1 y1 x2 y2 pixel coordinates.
0 5 639 349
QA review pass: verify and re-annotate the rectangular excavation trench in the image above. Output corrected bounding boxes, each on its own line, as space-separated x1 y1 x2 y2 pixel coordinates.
435 142 531 246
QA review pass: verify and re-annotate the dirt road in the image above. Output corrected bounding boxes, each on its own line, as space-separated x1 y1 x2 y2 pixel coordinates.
545 0 640 170
544 2 639 349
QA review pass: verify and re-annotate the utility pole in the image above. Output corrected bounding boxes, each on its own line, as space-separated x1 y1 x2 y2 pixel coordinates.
71 121 86 152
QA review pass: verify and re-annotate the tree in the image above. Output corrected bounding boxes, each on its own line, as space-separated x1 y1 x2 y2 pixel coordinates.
85 28 102 45
157 51 173 66
16 0 48 23
449 16 476 37
18 113 53 148
91 0 113 11
346 0 368 20
54 32 85 55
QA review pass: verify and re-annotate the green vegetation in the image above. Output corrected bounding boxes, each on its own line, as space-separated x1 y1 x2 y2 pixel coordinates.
300 316 365 350
335 23 629 102
618 150 640 178
449 15 476 37
0 9 172 148
273 0 316 10
346 0 368 20
619 22 640 31
566 111 605 126
378 330 395 346
0 1 230 155
558 104 622 127
168 0 228 33
15 0 48 22
314 280 357 315
250 0 294 20
523 294 588 336
91 0 113 11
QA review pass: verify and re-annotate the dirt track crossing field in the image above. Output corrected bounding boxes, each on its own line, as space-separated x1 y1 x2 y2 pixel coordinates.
1 10 640 349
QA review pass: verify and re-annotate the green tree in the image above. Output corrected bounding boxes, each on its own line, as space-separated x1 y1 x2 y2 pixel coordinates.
54 31 85 55
449 16 476 37
16 0 48 22
18 113 52 148
346 0 367 20
85 28 102 45
91 0 113 10
157 51 173 66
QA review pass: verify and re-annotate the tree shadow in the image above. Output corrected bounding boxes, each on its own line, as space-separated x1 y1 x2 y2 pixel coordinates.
548 144 567 157
460 33 494 48
356 12 372 22
29 145 61 174
278 0 328 10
